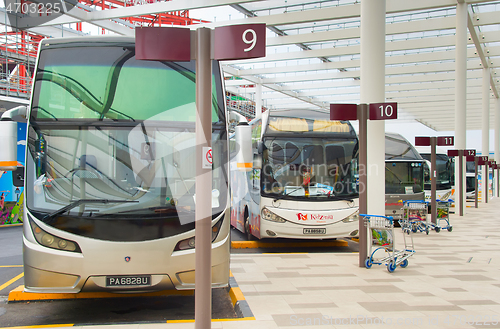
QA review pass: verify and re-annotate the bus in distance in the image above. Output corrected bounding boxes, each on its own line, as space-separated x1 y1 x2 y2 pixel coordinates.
0 36 233 293
230 109 360 240
385 133 425 219
416 146 454 202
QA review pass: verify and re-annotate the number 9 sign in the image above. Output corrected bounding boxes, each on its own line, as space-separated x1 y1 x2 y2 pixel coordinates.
242 29 257 52
214 24 266 60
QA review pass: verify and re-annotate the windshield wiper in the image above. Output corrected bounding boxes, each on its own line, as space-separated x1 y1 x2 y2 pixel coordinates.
42 199 138 223
273 186 303 202
273 187 354 202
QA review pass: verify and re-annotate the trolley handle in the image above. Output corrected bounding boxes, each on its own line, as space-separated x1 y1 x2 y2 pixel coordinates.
360 214 394 225
403 200 427 205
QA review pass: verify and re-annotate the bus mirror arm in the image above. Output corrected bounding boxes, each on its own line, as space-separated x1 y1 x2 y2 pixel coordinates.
257 141 266 154
253 153 262 170
0 105 28 123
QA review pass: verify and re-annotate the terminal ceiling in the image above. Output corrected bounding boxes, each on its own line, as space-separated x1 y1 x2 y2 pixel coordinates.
5 0 500 131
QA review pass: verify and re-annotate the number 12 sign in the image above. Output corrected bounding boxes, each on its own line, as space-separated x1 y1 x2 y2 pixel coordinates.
214 24 266 60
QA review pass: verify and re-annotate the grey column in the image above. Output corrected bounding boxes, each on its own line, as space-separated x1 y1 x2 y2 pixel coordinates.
195 27 213 329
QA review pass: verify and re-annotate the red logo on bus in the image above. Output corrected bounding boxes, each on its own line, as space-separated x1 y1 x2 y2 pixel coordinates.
297 213 308 221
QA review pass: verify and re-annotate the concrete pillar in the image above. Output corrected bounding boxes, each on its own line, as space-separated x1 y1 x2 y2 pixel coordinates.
361 0 385 218
482 68 490 202
455 2 467 213
255 83 262 119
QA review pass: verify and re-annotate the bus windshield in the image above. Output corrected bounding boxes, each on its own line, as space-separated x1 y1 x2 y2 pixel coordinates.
385 161 424 194
421 154 452 190
25 43 228 242
261 137 358 199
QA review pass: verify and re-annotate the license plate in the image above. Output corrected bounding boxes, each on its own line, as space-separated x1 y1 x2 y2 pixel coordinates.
106 275 151 287
303 228 326 235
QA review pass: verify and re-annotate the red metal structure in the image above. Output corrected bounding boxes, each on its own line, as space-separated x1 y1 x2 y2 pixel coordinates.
0 0 209 100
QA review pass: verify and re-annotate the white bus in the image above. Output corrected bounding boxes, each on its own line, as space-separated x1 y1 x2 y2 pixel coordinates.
230 109 360 240
0 36 233 293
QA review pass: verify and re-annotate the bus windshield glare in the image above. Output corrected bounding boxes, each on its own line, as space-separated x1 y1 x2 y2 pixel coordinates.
26 45 228 242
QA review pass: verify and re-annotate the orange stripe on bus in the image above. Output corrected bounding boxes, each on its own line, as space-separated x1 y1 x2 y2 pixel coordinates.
0 161 17 166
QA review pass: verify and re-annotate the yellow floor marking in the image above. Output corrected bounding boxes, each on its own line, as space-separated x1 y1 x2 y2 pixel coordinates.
0 273 24 291
166 317 255 323
0 265 23 268
0 325 73 329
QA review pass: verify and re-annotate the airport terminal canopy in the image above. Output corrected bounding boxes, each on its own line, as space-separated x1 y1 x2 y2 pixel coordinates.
0 0 499 131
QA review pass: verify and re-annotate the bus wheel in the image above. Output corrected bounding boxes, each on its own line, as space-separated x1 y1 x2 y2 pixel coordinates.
244 213 253 241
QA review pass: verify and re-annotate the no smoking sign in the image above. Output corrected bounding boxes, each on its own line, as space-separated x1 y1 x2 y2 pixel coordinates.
202 147 212 169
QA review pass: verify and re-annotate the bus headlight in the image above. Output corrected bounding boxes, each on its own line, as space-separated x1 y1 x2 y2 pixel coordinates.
342 210 359 223
261 208 286 223
174 218 224 251
30 219 81 253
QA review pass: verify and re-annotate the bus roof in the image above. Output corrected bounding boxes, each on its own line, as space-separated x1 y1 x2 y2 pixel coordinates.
386 132 423 161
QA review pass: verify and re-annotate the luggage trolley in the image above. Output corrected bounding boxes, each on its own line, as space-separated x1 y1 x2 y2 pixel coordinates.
402 200 430 234
361 214 415 273
435 199 453 232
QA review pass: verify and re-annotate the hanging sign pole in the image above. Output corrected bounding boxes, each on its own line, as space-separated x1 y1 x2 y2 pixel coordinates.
136 23 266 329
330 102 397 267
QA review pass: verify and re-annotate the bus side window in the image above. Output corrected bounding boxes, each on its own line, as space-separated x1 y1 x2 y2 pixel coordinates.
251 119 262 150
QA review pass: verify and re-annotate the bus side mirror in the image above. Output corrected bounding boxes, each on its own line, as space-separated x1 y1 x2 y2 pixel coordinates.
253 153 262 170
0 105 28 171
0 121 18 171
13 166 24 187
1 105 28 123
257 141 266 154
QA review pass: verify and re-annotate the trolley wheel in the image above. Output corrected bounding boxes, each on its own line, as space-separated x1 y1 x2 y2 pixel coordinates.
400 259 409 268
447 226 453 232
365 258 372 269
387 261 396 273
435 226 441 233
425 227 429 235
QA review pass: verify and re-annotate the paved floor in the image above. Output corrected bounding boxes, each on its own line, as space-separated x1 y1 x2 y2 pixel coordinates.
8 198 500 329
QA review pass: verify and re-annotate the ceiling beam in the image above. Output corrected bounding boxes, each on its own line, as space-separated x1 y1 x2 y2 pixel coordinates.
467 6 498 98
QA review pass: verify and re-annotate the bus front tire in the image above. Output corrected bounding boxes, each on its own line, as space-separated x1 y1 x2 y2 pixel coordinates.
244 214 253 241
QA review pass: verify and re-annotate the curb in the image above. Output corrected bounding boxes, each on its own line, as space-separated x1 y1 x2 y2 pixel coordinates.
231 239 348 249
227 271 255 320
8 285 193 302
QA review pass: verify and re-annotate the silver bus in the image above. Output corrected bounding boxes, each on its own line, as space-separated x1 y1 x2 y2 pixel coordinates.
11 36 231 293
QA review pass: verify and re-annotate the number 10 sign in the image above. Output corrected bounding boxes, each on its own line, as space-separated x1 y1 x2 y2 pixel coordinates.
369 102 398 120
